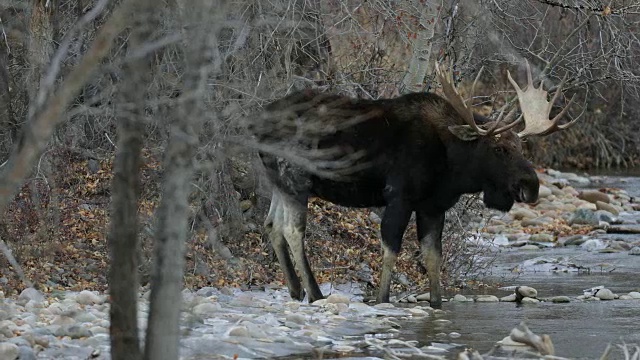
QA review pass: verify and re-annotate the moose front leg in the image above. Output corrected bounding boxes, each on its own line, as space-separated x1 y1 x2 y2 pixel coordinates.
377 200 412 303
416 211 445 308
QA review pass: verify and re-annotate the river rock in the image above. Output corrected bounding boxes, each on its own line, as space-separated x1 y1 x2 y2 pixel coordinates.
408 308 429 316
520 244 541 250
529 233 554 243
581 239 607 251
569 208 599 226
520 297 539 304
596 202 619 216
628 292 640 299
559 235 588 246
500 294 516 302
326 294 350 304
75 290 104 305
511 207 538 220
595 210 617 224
192 302 221 316
517 286 538 298
629 247 640 255
552 296 571 303
578 190 610 204
416 293 430 302
595 288 615 300
18 288 45 304
538 185 552 198
406 295 418 303
475 295 499 303
0 343 19 360
451 294 471 302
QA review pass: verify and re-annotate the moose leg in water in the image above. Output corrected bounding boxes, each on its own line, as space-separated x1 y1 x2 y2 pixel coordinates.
416 211 445 308
265 191 303 300
377 198 413 303
281 195 324 302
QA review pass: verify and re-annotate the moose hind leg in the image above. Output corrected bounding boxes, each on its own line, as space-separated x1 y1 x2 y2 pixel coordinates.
266 192 303 300
282 198 324 303
416 211 445 308
377 200 412 303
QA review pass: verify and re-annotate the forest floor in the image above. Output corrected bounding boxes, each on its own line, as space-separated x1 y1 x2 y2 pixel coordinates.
0 148 435 298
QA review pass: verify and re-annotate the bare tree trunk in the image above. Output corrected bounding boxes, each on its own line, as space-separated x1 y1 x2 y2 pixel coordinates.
107 2 158 359
143 1 225 359
400 0 442 93
27 0 56 109
0 41 16 153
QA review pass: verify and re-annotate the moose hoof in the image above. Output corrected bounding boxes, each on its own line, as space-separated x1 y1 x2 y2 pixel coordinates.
290 289 305 301
429 298 443 309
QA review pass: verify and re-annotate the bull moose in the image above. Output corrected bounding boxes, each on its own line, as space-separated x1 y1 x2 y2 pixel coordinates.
257 61 576 308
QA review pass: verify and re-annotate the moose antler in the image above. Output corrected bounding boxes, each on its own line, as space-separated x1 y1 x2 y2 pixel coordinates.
435 62 522 136
507 60 577 138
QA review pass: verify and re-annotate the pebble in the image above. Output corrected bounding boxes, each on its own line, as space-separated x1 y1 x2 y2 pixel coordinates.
578 190 610 204
529 233 554 243
596 201 619 216
75 291 104 305
629 247 640 255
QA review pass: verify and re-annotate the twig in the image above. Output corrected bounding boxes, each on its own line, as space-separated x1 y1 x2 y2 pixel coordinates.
0 237 34 288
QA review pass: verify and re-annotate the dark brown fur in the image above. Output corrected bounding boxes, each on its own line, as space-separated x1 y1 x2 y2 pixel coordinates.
257 89 539 307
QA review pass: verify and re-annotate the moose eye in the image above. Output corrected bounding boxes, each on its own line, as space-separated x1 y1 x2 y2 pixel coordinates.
494 146 507 154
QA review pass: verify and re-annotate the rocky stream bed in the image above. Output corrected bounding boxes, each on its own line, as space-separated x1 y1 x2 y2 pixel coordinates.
1 168 640 359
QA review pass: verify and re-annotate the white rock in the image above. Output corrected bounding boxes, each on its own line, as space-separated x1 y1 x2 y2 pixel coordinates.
226 325 249 337
18 288 44 304
311 299 328 306
475 295 499 302
500 294 517 302
538 185 552 198
449 332 461 338
628 291 640 299
452 294 471 302
416 293 431 302
192 302 221 316
0 342 19 360
521 297 540 304
326 294 350 304
75 290 104 305
517 286 538 298
408 308 429 316
407 295 418 303
595 288 615 300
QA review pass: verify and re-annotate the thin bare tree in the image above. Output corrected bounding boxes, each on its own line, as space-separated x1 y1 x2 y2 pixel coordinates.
108 1 159 359
143 1 226 359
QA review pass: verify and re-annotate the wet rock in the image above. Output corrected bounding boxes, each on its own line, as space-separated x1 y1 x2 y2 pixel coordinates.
510 207 538 220
500 294 516 302
520 297 539 304
0 342 19 360
529 234 554 243
326 294 350 304
517 286 538 298
416 293 430 302
408 308 429 316
475 295 499 303
581 239 607 251
596 201 619 216
569 208 599 226
552 296 571 303
629 247 640 255
595 210 617 224
451 294 472 302
579 190 610 204
595 288 615 300
75 290 104 305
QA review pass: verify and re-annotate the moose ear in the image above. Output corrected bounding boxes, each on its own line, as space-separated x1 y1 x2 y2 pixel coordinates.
448 125 479 141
